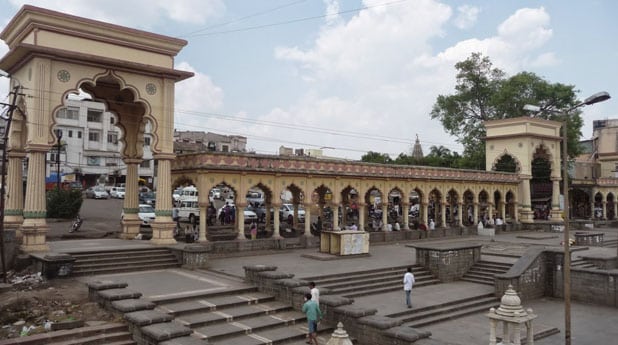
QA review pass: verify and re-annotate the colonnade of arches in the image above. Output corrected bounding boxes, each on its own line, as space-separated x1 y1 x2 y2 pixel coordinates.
174 173 518 241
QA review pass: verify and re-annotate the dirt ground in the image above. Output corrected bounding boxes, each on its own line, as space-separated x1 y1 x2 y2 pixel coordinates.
0 269 119 340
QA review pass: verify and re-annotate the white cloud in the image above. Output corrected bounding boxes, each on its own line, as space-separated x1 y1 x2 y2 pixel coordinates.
174 61 224 130
454 5 480 30
267 2 559 158
7 0 225 28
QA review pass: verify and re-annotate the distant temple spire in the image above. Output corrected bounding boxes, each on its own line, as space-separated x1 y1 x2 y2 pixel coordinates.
411 134 424 159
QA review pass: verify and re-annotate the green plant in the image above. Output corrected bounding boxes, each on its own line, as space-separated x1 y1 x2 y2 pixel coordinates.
46 189 83 219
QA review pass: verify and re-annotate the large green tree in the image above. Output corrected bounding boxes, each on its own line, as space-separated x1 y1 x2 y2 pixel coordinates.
361 151 393 164
430 53 583 170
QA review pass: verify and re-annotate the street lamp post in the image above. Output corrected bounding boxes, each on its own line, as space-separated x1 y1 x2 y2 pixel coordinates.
525 91 610 345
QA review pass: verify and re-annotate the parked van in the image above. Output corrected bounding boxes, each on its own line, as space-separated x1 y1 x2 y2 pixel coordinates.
176 186 199 224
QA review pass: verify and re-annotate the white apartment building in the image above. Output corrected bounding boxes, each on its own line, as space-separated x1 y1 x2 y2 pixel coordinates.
49 97 154 188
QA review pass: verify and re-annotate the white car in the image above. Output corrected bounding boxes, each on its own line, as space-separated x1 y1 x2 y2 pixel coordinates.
110 187 125 199
86 186 109 199
121 204 156 227
280 204 305 222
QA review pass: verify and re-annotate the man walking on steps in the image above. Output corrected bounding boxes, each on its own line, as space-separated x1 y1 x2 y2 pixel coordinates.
403 267 415 308
302 293 322 345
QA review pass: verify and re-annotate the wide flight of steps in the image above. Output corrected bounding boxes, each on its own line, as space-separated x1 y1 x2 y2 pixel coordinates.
461 260 512 286
69 248 181 276
386 292 499 328
149 286 334 345
0 323 135 345
571 258 597 269
604 238 618 248
301 264 439 298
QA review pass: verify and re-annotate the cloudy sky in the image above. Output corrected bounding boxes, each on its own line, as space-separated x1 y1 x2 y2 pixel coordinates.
0 0 616 159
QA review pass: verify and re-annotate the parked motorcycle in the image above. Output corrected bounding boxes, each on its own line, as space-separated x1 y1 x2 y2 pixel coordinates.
70 214 83 233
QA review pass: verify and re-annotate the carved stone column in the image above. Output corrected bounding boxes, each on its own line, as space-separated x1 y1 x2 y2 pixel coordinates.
358 203 366 231
519 176 534 223
401 202 410 230
421 202 428 225
20 148 49 252
381 203 388 231
473 202 479 226
602 201 607 220
440 202 447 228
236 202 246 240
458 202 464 227
550 178 563 221
5 151 26 237
304 203 313 237
120 159 142 239
333 203 340 230
150 154 176 245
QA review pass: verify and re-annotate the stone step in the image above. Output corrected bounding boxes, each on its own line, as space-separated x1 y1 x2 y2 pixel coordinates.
73 252 177 265
464 270 498 279
403 298 498 328
387 293 496 319
71 262 180 276
73 257 179 270
307 265 425 285
302 264 413 281
207 323 335 345
157 291 277 316
0 323 132 345
192 310 306 342
460 277 494 286
467 266 508 274
69 248 174 259
339 279 441 298
150 286 260 304
321 271 434 290
174 301 293 328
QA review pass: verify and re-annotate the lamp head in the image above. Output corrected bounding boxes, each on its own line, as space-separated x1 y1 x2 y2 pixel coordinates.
523 104 541 112
584 91 611 105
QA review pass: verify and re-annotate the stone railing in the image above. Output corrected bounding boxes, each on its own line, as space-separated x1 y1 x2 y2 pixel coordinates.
408 242 482 282
495 247 549 301
243 265 438 345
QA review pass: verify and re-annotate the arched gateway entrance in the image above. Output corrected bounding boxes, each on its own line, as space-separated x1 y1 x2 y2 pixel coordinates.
0 6 192 252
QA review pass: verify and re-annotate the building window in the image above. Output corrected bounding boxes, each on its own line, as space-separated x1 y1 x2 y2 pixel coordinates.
110 117 115 125
107 132 118 144
57 107 79 120
88 132 100 142
87 109 103 122
86 156 101 166
140 160 151 168
221 145 229 152
49 153 60 162
78 131 82 139
144 137 151 146
68 130 73 138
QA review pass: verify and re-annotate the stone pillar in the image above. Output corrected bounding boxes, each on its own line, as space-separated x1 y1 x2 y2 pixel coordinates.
590 199 595 219
199 201 208 242
333 203 340 230
402 202 409 230
236 202 246 240
458 202 464 227
273 202 281 238
150 154 176 245
614 202 618 221
381 203 388 231
440 202 447 228
550 178 563 221
304 202 312 237
473 202 479 226
519 176 534 223
120 159 142 239
196 173 208 242
358 203 366 231
5 151 26 237
20 149 49 252
602 201 607 220
421 202 428 225
500 201 506 222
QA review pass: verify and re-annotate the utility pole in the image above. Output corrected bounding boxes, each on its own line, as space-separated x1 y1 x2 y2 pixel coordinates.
0 85 22 283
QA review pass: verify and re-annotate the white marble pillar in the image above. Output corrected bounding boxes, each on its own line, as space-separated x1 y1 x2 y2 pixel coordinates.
20 150 50 252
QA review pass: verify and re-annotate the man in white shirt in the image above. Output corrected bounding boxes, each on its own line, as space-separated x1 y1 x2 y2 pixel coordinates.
309 281 319 304
403 267 415 308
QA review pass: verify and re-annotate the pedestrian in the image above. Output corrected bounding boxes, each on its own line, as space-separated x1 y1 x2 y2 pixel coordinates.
429 219 435 230
302 293 322 345
250 222 257 240
309 281 319 304
403 267 415 308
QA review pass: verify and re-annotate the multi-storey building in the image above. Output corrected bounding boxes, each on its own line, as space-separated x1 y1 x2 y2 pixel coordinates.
173 130 247 154
49 97 154 188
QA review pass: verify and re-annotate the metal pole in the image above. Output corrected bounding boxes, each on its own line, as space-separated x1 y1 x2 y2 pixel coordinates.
0 85 20 283
562 117 571 345
56 130 62 190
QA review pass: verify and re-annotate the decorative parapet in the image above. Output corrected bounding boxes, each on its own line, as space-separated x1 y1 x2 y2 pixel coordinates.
409 242 482 282
173 152 520 184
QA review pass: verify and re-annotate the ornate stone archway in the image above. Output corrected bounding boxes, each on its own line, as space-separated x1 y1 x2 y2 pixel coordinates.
485 117 562 223
0 5 193 251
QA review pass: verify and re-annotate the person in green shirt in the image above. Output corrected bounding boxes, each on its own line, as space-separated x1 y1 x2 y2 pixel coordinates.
302 293 322 345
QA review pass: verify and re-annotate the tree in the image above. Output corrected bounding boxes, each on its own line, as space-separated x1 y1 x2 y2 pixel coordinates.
431 53 583 170
361 151 393 164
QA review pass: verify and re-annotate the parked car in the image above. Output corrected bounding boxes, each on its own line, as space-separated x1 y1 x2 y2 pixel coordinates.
280 204 305 222
243 207 258 224
172 188 183 203
139 191 156 206
86 186 109 199
110 187 125 199
121 204 156 227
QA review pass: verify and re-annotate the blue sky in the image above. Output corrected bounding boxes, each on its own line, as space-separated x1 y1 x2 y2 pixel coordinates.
0 0 616 159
